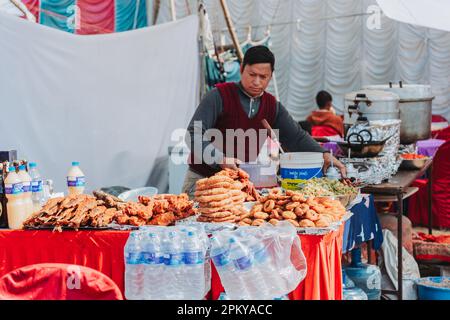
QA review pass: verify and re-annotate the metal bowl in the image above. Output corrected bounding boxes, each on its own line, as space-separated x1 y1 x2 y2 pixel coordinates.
399 158 429 170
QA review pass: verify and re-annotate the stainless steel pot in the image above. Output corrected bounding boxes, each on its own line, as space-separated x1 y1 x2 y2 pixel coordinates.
363 83 434 144
344 90 400 126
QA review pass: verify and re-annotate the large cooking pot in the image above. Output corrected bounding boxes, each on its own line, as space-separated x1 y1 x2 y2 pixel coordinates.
344 90 400 123
363 83 434 144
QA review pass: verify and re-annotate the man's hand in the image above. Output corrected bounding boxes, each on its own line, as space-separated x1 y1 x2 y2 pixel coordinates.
323 152 347 178
220 157 242 171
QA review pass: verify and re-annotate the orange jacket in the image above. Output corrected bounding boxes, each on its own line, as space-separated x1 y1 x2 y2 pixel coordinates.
307 111 344 137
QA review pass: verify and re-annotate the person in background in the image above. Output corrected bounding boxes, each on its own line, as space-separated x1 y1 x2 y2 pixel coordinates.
307 90 344 138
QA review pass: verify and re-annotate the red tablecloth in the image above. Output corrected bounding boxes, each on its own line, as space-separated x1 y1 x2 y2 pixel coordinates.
0 230 129 294
0 227 344 300
210 225 344 300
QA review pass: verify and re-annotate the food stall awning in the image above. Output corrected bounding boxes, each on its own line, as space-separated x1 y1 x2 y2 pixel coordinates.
377 0 450 32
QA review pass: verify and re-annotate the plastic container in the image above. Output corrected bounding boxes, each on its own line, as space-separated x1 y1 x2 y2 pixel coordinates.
239 163 278 189
280 152 324 190
344 248 381 300
124 232 145 300
28 162 45 211
210 236 249 300
5 167 26 229
67 162 85 195
118 187 158 202
416 277 450 300
181 230 206 300
161 231 184 300
17 165 34 219
142 232 164 300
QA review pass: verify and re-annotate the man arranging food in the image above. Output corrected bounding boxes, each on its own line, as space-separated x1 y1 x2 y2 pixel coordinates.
183 46 346 197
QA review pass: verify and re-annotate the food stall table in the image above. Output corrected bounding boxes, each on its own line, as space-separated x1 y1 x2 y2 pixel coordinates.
0 226 345 300
210 225 345 300
361 159 433 300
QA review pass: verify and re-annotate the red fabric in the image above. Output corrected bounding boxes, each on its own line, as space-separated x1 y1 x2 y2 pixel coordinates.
408 141 450 228
307 111 344 137
432 115 448 123
189 82 277 176
311 125 342 138
77 0 115 35
210 226 344 300
433 126 450 141
22 0 40 22
0 230 129 295
0 263 123 300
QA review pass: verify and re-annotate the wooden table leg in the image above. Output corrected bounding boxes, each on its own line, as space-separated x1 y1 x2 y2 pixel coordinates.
397 192 403 300
427 164 433 235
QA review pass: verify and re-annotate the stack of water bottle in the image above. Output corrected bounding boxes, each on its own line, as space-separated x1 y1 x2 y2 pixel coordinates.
124 226 210 300
210 221 307 300
3 162 47 229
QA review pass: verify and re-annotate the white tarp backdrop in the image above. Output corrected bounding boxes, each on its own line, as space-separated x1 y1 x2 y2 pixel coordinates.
377 0 450 33
152 0 450 120
0 12 199 192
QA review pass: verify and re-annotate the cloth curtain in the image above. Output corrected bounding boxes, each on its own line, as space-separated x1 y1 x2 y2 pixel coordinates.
0 12 199 192
19 0 148 33
155 0 450 121
376 0 450 33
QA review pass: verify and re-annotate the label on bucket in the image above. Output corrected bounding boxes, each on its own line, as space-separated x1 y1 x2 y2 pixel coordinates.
280 167 323 180
280 167 323 191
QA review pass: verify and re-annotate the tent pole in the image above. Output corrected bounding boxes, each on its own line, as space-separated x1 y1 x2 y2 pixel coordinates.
170 0 177 21
152 0 161 25
9 0 28 19
219 0 244 63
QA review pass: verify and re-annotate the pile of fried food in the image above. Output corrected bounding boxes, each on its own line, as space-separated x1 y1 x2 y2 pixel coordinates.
217 168 261 202
23 191 124 231
24 191 197 231
116 193 196 226
238 188 347 228
195 172 248 223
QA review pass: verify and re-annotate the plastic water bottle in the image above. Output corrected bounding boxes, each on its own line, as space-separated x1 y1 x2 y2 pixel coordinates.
17 165 34 219
124 232 144 300
249 238 283 298
4 166 26 229
28 162 45 211
142 231 164 300
229 237 268 300
161 230 184 299
182 230 206 300
210 236 245 300
67 161 85 195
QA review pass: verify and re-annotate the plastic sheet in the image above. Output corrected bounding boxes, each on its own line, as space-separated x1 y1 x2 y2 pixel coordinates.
210 221 307 300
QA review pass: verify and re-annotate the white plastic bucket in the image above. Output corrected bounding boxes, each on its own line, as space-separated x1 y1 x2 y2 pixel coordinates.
280 152 324 190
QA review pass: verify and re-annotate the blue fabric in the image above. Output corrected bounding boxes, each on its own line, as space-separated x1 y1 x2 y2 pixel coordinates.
343 194 383 253
40 0 76 33
115 0 148 32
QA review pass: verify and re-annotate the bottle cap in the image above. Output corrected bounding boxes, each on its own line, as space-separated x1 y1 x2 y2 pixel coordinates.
29 162 37 168
72 161 80 166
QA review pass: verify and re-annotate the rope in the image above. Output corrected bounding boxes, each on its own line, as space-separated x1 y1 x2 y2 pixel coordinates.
212 11 372 34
